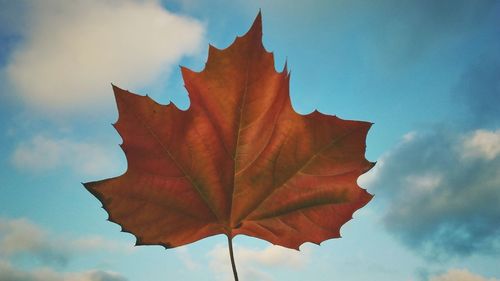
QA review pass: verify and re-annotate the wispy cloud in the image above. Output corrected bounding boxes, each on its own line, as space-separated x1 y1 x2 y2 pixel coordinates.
0 217 131 266
175 246 199 271
3 0 204 115
429 268 500 281
365 128 500 258
461 129 500 160
0 260 128 281
11 135 122 177
208 243 311 281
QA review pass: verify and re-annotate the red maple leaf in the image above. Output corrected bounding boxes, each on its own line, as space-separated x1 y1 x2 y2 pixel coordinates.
85 12 373 279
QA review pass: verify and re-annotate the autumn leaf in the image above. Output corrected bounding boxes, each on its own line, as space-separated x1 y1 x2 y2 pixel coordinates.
85 11 373 264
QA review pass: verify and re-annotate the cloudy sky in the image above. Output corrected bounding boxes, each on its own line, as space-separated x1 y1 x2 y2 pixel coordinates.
1 0 499 280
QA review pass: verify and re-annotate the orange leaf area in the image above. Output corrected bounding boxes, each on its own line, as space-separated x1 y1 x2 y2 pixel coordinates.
85 13 374 250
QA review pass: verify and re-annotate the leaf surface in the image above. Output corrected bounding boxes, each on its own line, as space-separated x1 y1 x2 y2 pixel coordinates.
84 13 374 250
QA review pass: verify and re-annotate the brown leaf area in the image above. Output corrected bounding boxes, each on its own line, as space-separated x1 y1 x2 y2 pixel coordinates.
84 13 374 250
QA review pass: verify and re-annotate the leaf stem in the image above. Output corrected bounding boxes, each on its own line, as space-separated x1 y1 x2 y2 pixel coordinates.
227 235 239 281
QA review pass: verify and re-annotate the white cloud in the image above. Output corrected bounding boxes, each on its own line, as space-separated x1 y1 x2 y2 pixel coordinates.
404 173 442 193
429 268 500 281
11 135 121 177
357 156 384 188
402 131 418 142
237 244 309 268
367 128 500 257
0 217 131 265
175 247 199 270
461 129 500 160
208 243 311 281
0 217 49 257
0 260 127 281
5 0 204 114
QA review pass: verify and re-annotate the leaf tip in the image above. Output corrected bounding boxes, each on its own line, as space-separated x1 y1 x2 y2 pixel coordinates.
180 65 198 81
111 83 121 92
207 44 222 60
282 58 289 74
111 84 123 101
246 11 263 39
160 242 172 249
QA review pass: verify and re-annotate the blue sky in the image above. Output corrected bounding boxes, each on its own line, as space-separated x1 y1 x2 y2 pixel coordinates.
1 0 499 280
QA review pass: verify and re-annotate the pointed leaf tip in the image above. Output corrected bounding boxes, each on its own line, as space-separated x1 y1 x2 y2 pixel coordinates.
246 11 263 38
282 59 288 74
111 84 122 98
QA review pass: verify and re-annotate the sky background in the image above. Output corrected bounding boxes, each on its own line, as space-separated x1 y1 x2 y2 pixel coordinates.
0 0 499 281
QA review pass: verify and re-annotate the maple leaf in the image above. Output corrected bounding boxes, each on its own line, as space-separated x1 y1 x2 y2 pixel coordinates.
84 12 373 273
